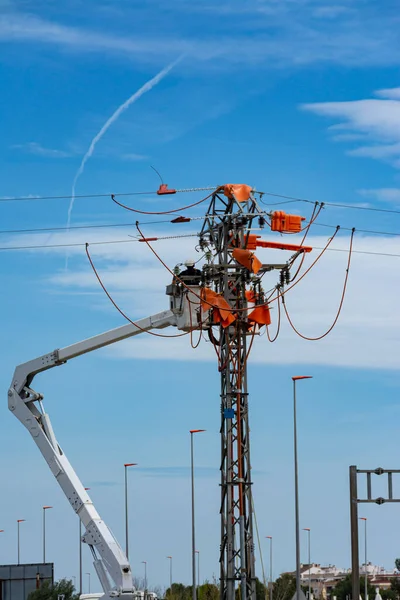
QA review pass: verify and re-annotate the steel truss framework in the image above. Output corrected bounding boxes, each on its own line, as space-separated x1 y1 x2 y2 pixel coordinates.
349 466 400 600
200 190 264 600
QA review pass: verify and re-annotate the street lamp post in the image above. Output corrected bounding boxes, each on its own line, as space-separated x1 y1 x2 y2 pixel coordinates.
86 572 91 594
190 429 205 600
124 463 137 561
195 551 200 588
167 556 173 591
292 375 313 600
17 519 25 565
43 506 53 563
303 529 311 599
142 561 147 591
266 537 273 600
360 518 368 600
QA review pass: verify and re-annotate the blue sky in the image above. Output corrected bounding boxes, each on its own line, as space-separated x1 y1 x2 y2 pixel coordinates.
2 0 400 595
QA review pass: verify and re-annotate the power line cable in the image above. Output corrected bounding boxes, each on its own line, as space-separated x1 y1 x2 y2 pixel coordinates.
1 217 400 238
0 187 216 203
258 190 400 215
2 185 400 217
0 236 398 258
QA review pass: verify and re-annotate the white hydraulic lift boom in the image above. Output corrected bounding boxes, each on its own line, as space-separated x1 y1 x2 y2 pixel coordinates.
8 286 201 599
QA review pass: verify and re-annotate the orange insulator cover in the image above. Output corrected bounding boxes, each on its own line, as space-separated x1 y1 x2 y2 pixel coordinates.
271 211 305 233
201 288 236 328
232 248 262 274
248 305 271 326
223 184 252 202
245 289 256 302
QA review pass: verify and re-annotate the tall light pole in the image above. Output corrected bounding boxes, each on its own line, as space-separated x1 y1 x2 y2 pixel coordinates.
266 537 273 600
86 572 91 594
190 429 205 600
167 556 173 591
43 506 52 563
80 487 90 596
195 550 200 588
124 463 137 561
360 517 368 600
292 375 313 600
17 519 25 565
303 529 311 599
142 560 147 590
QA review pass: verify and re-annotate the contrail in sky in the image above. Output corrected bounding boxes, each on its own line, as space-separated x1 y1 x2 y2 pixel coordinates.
66 56 183 232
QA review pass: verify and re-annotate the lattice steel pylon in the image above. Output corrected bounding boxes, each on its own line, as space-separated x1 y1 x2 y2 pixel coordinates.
196 184 309 600
199 186 263 600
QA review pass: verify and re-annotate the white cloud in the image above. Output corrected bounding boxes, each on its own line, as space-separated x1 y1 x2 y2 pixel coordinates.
5 226 400 370
375 87 400 99
348 142 400 159
122 153 149 161
1 6 400 70
0 13 196 61
12 141 71 158
313 5 352 19
358 188 400 203
302 87 400 168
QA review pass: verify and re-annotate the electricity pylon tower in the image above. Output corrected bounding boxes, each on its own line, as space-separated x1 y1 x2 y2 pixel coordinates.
199 186 263 600
198 184 307 600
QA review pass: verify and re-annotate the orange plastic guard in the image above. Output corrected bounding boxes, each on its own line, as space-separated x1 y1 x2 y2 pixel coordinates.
223 184 252 202
271 211 305 233
201 288 236 328
248 305 271 326
256 240 312 253
232 248 262 274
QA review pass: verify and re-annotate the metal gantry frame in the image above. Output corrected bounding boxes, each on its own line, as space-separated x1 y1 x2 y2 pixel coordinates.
349 466 400 600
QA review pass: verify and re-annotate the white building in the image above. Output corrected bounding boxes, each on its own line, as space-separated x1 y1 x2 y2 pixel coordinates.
288 563 399 599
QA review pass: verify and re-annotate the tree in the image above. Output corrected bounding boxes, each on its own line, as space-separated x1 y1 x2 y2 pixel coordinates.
235 578 267 600
271 574 296 600
165 582 192 600
395 560 400 573
331 574 376 600
27 578 79 600
198 582 219 600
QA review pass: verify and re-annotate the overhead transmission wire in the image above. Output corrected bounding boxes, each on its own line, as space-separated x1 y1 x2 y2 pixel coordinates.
3 186 400 238
0 187 398 259
3 184 400 218
111 190 216 215
0 187 216 203
281 228 355 341
0 225 399 258
285 202 320 282
266 290 281 343
2 212 400 238
258 190 400 216
85 242 192 339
